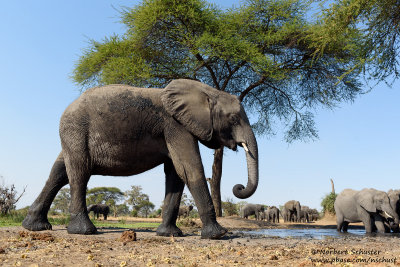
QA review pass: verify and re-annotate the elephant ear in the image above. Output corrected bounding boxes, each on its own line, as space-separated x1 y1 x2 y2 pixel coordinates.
161 79 214 141
356 191 376 213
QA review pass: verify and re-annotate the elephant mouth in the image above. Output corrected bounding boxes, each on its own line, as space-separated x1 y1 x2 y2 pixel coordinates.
379 210 394 219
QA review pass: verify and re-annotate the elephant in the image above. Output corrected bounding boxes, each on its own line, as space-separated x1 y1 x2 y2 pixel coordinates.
385 189 400 232
240 204 265 220
284 200 301 222
334 188 399 233
178 205 193 219
298 210 309 223
281 207 288 222
265 206 280 223
87 204 110 220
22 79 259 239
308 208 320 221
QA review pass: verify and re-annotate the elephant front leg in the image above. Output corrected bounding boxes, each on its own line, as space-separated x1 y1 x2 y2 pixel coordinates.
156 160 184 237
22 154 68 231
165 131 227 239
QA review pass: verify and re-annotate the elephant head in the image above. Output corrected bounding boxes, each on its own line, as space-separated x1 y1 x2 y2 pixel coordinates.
161 79 259 199
356 189 399 224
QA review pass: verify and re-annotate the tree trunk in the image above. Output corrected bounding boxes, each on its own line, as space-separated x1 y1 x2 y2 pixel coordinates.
330 179 335 194
210 147 224 217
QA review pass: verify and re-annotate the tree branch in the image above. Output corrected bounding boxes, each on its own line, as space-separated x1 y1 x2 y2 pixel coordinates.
195 53 220 90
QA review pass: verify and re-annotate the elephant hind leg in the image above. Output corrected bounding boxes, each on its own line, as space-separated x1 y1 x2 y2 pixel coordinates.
66 157 96 235
336 214 345 232
23 153 69 231
156 160 185 237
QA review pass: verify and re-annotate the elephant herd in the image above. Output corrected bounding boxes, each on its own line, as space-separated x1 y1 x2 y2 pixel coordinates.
335 188 400 233
240 201 320 223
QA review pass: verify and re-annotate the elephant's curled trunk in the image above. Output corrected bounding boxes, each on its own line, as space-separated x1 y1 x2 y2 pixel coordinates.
232 128 258 199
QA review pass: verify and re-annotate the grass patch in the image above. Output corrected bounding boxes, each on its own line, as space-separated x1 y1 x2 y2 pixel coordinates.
93 221 160 229
0 212 160 229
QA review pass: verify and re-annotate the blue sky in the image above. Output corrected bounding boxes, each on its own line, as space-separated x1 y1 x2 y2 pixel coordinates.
1 1 399 211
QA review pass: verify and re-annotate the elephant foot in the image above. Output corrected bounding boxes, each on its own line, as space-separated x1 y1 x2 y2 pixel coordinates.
67 213 97 235
22 214 52 231
156 223 183 237
201 222 227 239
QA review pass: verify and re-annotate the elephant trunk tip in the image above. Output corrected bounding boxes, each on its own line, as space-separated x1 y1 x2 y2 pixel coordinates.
232 183 257 199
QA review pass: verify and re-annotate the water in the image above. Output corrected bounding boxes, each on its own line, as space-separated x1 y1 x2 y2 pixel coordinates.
238 228 366 239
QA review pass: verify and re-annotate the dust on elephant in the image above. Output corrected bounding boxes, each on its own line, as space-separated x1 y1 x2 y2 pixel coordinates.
22 79 259 239
284 200 301 222
87 204 110 220
265 206 280 223
335 188 399 233
240 204 265 220
178 205 193 219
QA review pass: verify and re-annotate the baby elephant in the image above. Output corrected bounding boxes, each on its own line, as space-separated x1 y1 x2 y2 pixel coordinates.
335 188 399 233
87 204 110 220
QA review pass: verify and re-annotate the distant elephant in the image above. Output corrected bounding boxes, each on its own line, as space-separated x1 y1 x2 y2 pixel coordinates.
178 205 193 219
308 208 320 221
335 188 399 233
298 210 309 223
284 200 301 222
22 79 259 239
281 207 288 222
87 204 110 220
241 204 265 220
265 206 280 223
385 189 400 232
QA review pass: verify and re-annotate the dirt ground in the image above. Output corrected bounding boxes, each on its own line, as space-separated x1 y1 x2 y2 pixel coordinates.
1 216 400 266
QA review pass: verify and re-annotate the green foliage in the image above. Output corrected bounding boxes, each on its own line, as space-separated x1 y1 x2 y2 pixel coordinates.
311 0 400 82
222 197 238 216
180 193 196 207
86 187 124 206
51 187 71 214
73 0 365 143
137 200 155 218
92 221 160 229
321 192 337 214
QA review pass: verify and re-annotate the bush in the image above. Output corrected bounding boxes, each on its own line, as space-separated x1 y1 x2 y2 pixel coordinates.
222 198 238 216
321 192 337 214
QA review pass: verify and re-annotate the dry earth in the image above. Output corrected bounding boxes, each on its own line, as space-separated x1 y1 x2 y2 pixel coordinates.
1 216 400 266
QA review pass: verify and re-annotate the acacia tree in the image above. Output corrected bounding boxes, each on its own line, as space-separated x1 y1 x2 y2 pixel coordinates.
309 0 400 83
73 0 364 216
51 187 71 214
86 187 125 217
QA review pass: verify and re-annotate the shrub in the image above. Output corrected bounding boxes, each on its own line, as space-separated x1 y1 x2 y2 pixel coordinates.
321 192 337 214
222 198 238 216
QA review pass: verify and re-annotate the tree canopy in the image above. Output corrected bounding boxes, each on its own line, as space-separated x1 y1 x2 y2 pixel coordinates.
309 0 400 83
73 0 364 142
86 187 125 206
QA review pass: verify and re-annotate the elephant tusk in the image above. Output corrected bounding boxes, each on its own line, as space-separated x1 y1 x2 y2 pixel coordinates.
384 211 393 219
242 143 249 152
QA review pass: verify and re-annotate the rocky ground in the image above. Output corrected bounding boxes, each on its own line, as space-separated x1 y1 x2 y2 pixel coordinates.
1 216 400 266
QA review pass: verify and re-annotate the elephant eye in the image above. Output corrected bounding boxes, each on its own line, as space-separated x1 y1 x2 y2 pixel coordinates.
229 114 240 125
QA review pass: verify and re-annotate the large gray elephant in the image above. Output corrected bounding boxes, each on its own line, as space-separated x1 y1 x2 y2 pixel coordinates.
240 204 265 220
265 206 280 223
22 79 259 239
335 188 399 233
284 200 301 222
87 204 110 220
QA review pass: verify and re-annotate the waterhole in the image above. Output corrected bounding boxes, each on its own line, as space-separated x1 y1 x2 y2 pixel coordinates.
237 228 367 239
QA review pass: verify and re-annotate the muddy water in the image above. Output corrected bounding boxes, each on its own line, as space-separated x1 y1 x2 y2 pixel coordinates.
237 228 367 239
